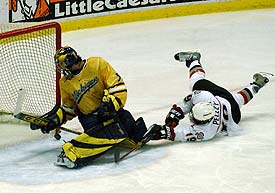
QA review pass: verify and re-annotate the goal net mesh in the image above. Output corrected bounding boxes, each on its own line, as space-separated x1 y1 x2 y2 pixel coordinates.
0 22 61 118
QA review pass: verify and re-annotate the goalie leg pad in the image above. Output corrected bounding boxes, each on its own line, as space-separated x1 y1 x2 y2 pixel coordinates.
118 138 137 149
60 122 127 168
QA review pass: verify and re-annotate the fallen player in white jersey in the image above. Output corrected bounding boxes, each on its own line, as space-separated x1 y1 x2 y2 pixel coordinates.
146 51 270 142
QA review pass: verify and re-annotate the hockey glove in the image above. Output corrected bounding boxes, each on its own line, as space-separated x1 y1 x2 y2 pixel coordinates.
144 124 175 141
165 104 185 128
97 101 117 122
30 105 66 134
102 89 122 111
97 90 122 122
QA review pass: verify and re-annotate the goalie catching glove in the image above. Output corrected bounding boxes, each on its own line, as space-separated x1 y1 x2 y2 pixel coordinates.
165 104 185 128
97 89 123 122
30 104 66 134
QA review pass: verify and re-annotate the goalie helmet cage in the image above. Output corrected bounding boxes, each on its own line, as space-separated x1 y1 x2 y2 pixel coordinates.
0 22 61 117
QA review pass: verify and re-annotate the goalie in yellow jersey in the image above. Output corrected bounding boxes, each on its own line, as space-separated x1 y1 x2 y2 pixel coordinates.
31 46 147 168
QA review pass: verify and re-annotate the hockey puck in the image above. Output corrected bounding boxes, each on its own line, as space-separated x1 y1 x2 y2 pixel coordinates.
54 133 61 140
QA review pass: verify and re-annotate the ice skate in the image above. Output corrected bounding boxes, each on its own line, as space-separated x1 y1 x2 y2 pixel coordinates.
174 50 201 67
253 73 270 88
54 151 76 169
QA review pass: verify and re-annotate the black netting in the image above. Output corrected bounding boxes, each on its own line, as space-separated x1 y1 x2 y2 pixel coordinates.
0 24 59 116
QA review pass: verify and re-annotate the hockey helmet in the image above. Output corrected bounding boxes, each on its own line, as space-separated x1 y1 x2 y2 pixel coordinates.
54 46 82 79
190 102 215 124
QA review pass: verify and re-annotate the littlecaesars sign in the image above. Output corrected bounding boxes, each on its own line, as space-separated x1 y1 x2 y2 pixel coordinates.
54 0 179 17
9 0 207 22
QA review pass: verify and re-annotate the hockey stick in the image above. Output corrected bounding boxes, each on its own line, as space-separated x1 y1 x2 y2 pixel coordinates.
14 112 81 135
13 89 81 139
115 131 152 162
114 141 145 162
115 121 176 162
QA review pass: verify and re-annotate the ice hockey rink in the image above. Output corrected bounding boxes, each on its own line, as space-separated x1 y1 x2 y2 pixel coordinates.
1 8 275 193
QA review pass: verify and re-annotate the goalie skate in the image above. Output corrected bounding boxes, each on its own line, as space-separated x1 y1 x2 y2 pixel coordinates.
54 151 76 169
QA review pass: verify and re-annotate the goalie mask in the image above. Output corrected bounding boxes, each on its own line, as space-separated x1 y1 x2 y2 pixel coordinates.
54 46 82 79
190 102 215 124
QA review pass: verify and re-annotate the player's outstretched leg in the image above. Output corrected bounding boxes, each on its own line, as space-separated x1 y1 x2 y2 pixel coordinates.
174 50 205 90
235 73 270 106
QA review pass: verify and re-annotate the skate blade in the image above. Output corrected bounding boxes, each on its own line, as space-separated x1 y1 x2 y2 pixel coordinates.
54 159 75 168
258 72 274 79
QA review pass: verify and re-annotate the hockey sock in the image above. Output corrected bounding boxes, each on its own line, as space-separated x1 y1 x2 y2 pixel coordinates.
237 85 257 105
189 61 205 78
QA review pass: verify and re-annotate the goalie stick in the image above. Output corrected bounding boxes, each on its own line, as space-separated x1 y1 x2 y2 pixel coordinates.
13 112 81 135
13 89 81 139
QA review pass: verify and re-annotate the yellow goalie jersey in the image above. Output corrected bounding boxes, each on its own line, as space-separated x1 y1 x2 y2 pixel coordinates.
59 57 127 119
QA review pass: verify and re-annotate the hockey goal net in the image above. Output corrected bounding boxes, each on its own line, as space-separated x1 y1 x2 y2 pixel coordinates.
0 22 61 121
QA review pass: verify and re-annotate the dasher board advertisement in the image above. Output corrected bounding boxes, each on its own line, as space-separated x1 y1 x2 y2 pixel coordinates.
9 0 211 22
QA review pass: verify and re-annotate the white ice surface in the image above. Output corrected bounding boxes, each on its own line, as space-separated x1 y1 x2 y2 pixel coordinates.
1 8 275 193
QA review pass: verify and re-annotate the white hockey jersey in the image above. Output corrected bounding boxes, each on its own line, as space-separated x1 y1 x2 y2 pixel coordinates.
174 90 242 142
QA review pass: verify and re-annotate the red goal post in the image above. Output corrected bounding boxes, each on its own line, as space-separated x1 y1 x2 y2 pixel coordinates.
0 22 61 118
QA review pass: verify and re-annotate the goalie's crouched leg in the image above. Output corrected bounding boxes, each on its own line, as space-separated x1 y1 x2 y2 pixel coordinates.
57 122 127 168
117 109 147 143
